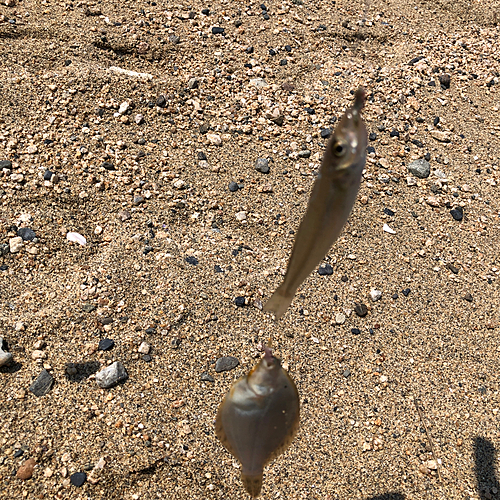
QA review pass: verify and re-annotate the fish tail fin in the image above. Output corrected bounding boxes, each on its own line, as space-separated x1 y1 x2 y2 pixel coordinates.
263 287 294 320
241 472 263 497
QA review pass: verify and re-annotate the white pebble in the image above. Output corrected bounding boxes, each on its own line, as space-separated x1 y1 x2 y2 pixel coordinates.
235 211 247 221
9 236 23 253
370 289 382 301
383 223 396 234
66 232 87 246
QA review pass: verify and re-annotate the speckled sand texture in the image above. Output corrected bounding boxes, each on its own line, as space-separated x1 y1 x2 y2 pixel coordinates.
0 0 499 499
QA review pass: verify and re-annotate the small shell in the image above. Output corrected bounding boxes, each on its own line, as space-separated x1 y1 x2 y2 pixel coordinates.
66 232 87 246
216 348 300 497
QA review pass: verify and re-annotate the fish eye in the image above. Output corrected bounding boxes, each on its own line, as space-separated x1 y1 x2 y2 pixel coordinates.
333 141 347 157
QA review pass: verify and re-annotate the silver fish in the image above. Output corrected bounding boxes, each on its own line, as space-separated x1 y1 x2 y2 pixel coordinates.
215 347 300 497
264 88 368 319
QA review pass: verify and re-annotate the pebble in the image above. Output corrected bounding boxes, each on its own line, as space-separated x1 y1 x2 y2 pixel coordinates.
135 114 144 125
235 211 247 221
98 339 114 351
407 159 430 178
29 369 54 397
320 128 332 139
118 101 129 114
117 210 131 222
215 356 239 372
318 264 333 275
133 195 145 205
211 27 225 35
70 472 87 487
17 227 36 241
207 133 222 146
187 78 199 89
383 224 396 234
335 313 346 325
0 159 12 169
464 293 473 302
343 369 351 378
234 296 246 307
439 74 451 89
390 129 400 138
402 288 411 297
138 342 150 354
142 355 152 362
81 304 96 313
95 361 128 389
0 337 13 367
255 158 270 174
450 207 463 221
200 372 215 382
354 303 368 317
370 289 382 301
228 181 239 192
9 236 23 253
185 256 199 265
430 130 451 142
156 95 166 107
16 458 36 480
351 328 361 335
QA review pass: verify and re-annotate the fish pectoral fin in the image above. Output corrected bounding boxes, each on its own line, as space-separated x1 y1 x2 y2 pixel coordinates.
263 287 294 320
241 472 263 497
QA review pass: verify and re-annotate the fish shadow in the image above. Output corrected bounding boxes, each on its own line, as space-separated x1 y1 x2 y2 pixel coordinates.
65 361 101 382
475 437 499 499
365 494 405 500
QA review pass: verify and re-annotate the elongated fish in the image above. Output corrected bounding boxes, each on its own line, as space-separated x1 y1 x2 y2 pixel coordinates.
264 88 368 319
215 346 300 497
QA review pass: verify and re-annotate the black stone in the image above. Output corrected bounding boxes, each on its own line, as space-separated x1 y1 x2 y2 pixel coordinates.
197 151 207 161
81 304 96 313
0 160 12 169
433 117 440 126
450 207 463 221
201 8 210 15
17 227 36 241
369 132 377 141
212 27 225 35
439 74 451 89
185 256 199 265
392 293 399 299
280 59 288 66
171 338 181 348
14 449 24 458
99 317 113 325
215 356 239 372
70 472 87 487
200 372 215 382
411 139 423 148
43 170 53 180
354 303 368 317
305 107 315 115
234 296 246 307
408 56 424 65
383 208 395 216
142 354 152 362
285 45 292 52
320 128 332 139
318 264 333 275
228 181 239 192
351 328 361 335
246 46 254 54
145 327 156 335
214 265 223 273
98 338 114 351
464 293 473 302
341 275 348 282
263 13 270 20
269 49 276 56
402 288 411 297
343 369 351 377
156 95 166 107
390 129 400 138
29 369 54 397
367 146 376 154
446 263 459 274
101 161 115 170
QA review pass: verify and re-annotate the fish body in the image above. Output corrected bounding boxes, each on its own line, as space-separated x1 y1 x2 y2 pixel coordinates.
264 88 368 319
215 348 300 497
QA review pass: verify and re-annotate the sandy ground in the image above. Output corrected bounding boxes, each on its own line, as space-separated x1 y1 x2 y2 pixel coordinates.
0 0 499 499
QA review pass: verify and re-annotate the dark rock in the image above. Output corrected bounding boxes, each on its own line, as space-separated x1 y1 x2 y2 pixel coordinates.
201 8 210 15
351 328 361 335
343 369 351 378
464 293 473 302
171 337 181 349
185 256 198 265
156 95 166 108
200 372 215 382
234 296 246 307
369 132 377 141
198 151 207 160
402 288 411 297
99 317 113 325
17 227 36 241
101 161 115 170
285 45 292 52
439 74 451 89
279 59 288 66
199 122 210 134
390 129 400 138
320 128 332 139
142 354 152 362
450 207 463 221
70 472 87 487
43 170 53 180
14 449 24 458
383 208 395 216
98 338 114 351
81 304 96 313
433 117 440 126
318 264 333 275
246 46 254 54
354 303 368 317
29 369 54 397
298 150 311 158
215 356 239 372
341 275 348 282
212 27 225 35
446 263 459 274
392 293 399 299
228 181 239 192
0 160 12 169
145 327 156 335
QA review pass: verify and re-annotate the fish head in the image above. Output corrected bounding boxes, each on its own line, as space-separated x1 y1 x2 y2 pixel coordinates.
325 88 367 178
247 346 282 397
